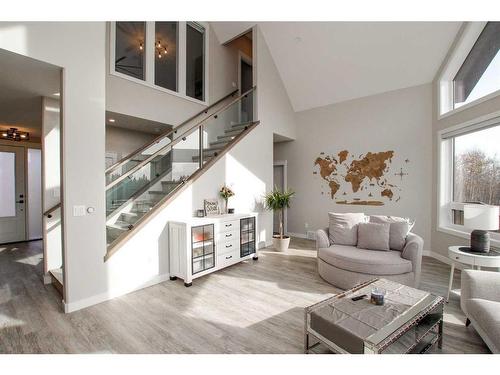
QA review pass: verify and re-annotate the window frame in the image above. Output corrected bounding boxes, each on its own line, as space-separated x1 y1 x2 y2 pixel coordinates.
109 21 210 106
438 22 500 119
437 111 500 246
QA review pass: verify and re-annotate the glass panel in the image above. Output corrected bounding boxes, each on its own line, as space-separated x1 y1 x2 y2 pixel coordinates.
186 22 205 101
106 128 200 217
202 90 255 165
203 243 214 256
155 22 178 91
453 125 500 206
204 254 214 269
241 232 249 244
0 151 16 217
193 258 203 274
192 226 204 243
454 22 500 108
204 224 214 240
115 22 146 80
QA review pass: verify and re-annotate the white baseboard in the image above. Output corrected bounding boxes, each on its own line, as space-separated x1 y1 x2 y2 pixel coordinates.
287 231 308 239
63 273 171 313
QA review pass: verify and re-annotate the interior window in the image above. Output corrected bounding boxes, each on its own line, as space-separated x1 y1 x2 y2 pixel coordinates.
154 22 178 92
115 22 146 80
453 22 500 108
186 22 205 101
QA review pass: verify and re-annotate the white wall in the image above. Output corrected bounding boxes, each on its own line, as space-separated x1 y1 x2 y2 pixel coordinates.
275 84 433 248
0 22 107 305
27 148 42 240
105 125 156 161
255 27 297 141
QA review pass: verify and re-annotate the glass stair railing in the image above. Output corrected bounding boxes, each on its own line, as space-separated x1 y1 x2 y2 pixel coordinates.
105 88 238 186
105 87 258 253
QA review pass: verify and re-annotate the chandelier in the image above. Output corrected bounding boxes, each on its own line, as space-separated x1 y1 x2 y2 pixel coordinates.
1 128 30 141
156 40 168 59
138 40 168 58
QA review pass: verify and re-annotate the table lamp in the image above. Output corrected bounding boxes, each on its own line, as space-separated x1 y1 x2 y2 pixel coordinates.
464 204 500 253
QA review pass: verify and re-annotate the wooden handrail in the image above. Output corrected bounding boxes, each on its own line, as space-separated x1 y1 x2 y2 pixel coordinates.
105 88 239 175
104 120 260 261
43 203 61 218
105 86 256 191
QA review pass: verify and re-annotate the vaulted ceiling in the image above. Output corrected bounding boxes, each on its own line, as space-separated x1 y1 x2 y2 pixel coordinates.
212 22 462 112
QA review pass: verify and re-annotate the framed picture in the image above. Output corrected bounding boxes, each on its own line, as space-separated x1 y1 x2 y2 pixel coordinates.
204 199 219 216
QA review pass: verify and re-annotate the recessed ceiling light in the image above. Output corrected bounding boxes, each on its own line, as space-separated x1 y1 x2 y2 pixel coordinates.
108 118 115 123
53 92 60 97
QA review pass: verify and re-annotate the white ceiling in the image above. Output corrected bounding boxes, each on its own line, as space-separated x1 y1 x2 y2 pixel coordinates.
106 111 172 135
0 49 61 138
212 22 462 112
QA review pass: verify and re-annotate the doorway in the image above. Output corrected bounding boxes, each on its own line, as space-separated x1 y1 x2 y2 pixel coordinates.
0 145 26 243
0 48 64 301
239 56 253 122
273 161 288 235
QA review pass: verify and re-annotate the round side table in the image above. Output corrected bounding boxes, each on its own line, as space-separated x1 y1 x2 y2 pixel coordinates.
447 246 500 302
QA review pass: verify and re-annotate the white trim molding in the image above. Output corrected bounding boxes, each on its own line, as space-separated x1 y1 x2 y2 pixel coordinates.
109 21 210 106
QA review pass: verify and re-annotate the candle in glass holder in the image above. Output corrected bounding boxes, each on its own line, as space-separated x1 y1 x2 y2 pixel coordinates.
371 288 386 305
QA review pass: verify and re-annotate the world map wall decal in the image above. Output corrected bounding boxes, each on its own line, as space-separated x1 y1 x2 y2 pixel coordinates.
313 150 408 206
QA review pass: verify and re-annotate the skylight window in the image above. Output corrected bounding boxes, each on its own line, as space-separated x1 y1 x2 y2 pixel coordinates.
453 22 500 109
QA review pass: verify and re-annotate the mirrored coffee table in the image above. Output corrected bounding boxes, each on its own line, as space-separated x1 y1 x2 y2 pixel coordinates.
304 279 444 354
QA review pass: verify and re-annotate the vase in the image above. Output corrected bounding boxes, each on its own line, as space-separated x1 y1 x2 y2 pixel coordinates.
223 198 228 214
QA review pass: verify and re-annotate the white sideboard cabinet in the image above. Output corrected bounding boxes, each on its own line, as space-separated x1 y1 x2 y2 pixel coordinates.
169 213 258 286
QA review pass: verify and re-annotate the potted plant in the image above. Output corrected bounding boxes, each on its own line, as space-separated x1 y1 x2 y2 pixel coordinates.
264 187 295 252
219 185 235 214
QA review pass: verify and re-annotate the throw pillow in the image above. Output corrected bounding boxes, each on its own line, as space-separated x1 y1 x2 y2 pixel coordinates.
369 215 415 250
357 222 391 251
328 212 367 246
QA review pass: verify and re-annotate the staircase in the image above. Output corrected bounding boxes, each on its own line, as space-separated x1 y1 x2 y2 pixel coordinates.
104 87 258 259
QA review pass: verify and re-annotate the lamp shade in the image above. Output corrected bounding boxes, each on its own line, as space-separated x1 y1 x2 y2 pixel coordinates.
464 204 499 231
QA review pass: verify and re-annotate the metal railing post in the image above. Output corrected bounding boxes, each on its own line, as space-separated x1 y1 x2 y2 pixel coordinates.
199 124 204 169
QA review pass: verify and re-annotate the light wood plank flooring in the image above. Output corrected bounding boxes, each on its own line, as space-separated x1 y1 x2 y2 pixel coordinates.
0 238 490 353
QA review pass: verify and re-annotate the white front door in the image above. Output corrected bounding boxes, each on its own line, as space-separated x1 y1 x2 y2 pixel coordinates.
0 145 26 244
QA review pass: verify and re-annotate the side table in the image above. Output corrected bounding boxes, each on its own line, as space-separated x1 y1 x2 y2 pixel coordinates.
446 246 500 302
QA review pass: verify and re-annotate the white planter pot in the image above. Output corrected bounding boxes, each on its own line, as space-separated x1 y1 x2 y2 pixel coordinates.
272 236 290 252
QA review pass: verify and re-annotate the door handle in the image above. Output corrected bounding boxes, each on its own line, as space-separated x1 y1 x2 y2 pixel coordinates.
16 200 24 204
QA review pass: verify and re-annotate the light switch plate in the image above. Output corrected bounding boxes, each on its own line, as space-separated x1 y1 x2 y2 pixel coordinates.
73 205 86 217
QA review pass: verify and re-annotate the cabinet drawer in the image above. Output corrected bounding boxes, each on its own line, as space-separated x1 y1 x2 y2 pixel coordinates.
449 252 474 265
218 239 239 255
217 249 240 268
218 229 239 243
220 220 239 233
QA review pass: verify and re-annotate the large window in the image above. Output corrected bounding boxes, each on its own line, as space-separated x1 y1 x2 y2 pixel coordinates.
110 21 208 103
453 22 500 109
453 125 500 206
186 22 205 101
115 22 146 80
439 120 500 240
154 22 178 92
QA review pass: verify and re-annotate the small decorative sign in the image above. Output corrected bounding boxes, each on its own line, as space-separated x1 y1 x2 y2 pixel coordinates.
204 199 219 216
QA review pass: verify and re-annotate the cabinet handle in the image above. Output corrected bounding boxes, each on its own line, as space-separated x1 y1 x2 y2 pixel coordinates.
225 255 232 259
456 256 459 260
226 244 232 248
225 224 232 227
225 233 232 237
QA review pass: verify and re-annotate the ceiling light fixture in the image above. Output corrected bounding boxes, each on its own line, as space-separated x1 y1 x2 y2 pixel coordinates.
1 128 30 142
108 118 115 123
155 40 168 59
